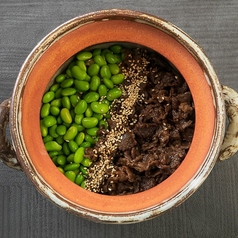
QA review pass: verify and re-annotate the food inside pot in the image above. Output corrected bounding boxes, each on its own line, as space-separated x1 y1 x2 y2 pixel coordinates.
40 44 195 195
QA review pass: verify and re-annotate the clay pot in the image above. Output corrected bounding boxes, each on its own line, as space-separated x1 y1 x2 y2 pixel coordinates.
1 9 238 224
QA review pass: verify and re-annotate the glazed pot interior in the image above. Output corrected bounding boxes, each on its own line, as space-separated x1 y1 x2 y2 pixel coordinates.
13 12 218 216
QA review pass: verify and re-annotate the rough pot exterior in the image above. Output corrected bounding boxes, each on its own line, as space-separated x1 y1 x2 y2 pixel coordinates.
0 9 238 223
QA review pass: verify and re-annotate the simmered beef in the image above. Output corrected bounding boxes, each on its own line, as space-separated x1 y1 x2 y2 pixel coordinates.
85 48 195 195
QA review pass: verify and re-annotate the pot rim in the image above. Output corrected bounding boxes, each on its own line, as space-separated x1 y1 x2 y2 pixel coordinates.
9 9 225 223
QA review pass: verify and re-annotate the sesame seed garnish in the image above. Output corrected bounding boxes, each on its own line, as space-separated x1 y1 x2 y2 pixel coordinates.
85 49 150 192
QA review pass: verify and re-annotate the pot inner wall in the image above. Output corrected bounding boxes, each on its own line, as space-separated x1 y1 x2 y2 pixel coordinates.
12 16 218 215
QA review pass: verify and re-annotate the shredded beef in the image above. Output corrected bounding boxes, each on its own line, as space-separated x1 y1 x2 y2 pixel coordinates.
86 48 195 195
117 132 137 151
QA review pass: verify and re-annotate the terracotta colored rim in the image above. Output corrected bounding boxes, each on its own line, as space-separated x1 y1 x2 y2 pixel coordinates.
10 10 224 223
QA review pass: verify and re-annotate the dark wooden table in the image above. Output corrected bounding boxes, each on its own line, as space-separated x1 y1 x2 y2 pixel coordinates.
1 1 238 237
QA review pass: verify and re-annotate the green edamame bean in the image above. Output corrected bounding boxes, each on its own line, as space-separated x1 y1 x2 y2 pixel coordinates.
41 46 128 186
49 124 58 138
62 142 71 156
50 83 60 92
43 135 53 143
40 103 50 118
60 108 72 124
57 116 63 124
51 156 58 164
74 114 84 124
57 167 64 174
50 106 60 116
110 45 122 54
42 115 57 127
111 74 125 84
64 163 80 171
76 51 92 61
86 127 99 136
103 78 114 89
45 141 62 151
85 134 96 144
61 87 77 96
75 174 85 186
69 108 75 118
84 75 91 82
70 108 75 120
92 48 101 57
83 92 99 103
68 61 76 69
92 112 103 121
101 98 110 105
60 78 74 88
98 84 107 96
62 96 71 110
71 65 87 81
42 91 55 103
63 122 71 128
56 125 67 136
51 98 62 107
76 60 87 72
101 49 112 58
57 155 67 166
89 76 100 91
79 165 88 175
72 124 84 132
74 100 87 115
70 95 79 107
85 58 94 66
80 141 91 148
49 151 59 158
55 88 63 99
56 74 66 83
68 140 78 153
106 87 122 101
105 53 118 64
40 120 48 137
74 80 89 92
108 63 120 75
93 55 107 66
67 154 75 163
87 63 100 77
82 117 98 128
91 101 109 114
63 126 78 141
74 147 85 164
81 157 92 167
104 112 111 119
75 132 85 146
99 119 108 129
69 108 75 122
66 68 73 78
73 108 78 119
81 180 86 188
64 171 76 182
56 136 64 145
73 169 80 175
85 106 93 118
118 52 124 62
100 65 111 78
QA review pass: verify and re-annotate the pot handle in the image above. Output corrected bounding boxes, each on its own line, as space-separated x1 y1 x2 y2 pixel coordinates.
0 98 21 170
219 85 238 160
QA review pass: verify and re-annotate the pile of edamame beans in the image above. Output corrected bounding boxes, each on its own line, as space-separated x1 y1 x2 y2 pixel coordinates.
40 45 125 188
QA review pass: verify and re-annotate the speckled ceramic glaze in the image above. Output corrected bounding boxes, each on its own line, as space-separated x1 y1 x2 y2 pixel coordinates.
1 9 238 223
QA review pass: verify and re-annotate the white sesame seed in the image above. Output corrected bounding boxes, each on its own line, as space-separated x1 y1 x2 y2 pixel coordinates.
85 49 150 193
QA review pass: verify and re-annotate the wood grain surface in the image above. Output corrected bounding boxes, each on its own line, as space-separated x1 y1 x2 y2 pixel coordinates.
0 0 238 237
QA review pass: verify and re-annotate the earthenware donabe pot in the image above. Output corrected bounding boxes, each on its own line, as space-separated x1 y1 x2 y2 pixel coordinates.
1 9 238 224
